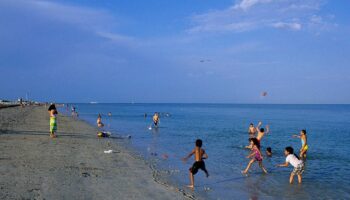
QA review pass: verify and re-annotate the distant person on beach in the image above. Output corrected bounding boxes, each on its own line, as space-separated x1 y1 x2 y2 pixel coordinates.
292 130 308 160
153 112 159 127
144 113 147 118
48 104 58 138
276 146 304 184
97 114 104 127
248 122 262 136
266 147 272 157
71 106 75 117
19 98 24 107
242 138 268 174
108 112 112 117
182 139 209 189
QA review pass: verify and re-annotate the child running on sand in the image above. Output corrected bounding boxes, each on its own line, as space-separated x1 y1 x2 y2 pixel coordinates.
182 139 209 189
292 130 308 160
242 138 268 174
276 146 305 184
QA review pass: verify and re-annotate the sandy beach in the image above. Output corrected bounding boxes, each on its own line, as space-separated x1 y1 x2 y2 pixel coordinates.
0 106 188 200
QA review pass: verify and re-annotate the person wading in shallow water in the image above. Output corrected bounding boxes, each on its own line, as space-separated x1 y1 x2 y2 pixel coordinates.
153 112 159 127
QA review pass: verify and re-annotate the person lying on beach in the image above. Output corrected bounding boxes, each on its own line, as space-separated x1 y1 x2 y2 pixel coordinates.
97 114 104 127
97 131 110 138
248 121 262 136
182 139 209 189
276 146 304 184
292 130 308 160
153 112 159 127
242 138 268 174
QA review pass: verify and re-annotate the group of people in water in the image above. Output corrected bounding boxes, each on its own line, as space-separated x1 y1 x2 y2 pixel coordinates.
243 122 307 185
48 104 308 188
183 123 308 188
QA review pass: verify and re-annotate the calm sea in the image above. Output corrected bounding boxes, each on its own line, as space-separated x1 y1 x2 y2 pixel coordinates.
66 103 350 199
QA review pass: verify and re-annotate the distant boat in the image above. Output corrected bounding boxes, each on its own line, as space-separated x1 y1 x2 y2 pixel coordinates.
90 101 98 104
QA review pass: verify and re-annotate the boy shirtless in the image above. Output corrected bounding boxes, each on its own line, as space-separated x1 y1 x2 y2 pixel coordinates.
153 112 159 127
182 139 209 189
256 125 269 147
248 121 262 136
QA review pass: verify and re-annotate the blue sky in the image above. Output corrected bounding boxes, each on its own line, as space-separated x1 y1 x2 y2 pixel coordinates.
0 0 349 103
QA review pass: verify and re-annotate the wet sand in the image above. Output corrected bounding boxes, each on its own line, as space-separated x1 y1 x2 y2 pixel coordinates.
0 106 187 200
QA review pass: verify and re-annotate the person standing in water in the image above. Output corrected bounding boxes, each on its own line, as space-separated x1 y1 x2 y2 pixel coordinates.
292 130 308 160
242 138 268 174
256 124 269 147
248 121 262 137
97 114 104 127
48 104 58 138
153 112 159 127
276 146 304 184
182 139 209 189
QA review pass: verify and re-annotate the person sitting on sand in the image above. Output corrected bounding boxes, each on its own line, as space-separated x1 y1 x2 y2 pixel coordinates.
242 138 268 175
266 147 272 157
153 112 159 127
182 139 209 189
48 104 58 138
276 146 304 184
248 122 262 137
97 114 104 127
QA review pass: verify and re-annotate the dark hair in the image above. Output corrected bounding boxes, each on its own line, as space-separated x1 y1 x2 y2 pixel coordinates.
48 104 56 111
285 146 300 159
251 138 260 149
285 146 294 154
266 147 272 152
301 129 306 135
260 128 265 132
195 139 203 147
250 123 254 126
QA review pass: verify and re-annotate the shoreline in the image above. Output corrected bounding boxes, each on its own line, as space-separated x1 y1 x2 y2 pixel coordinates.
0 106 190 199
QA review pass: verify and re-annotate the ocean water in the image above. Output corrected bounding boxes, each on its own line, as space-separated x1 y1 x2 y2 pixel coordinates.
67 104 350 199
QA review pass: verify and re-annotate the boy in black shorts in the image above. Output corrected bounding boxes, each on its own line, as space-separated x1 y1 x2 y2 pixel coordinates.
182 139 209 188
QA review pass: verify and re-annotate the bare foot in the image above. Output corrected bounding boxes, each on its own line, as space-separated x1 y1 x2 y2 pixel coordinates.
50 134 57 138
187 185 194 189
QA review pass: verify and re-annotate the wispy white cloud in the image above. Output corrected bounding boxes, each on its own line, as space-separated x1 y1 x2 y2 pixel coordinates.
96 31 135 45
8 0 132 44
272 22 302 31
233 0 273 11
188 0 335 34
